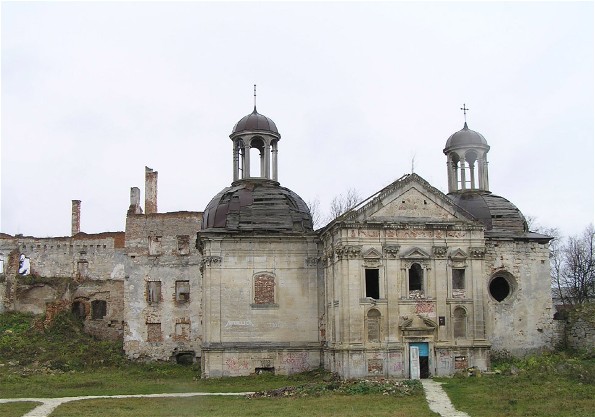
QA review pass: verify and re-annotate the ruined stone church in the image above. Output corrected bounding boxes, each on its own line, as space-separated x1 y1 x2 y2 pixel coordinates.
0 104 555 378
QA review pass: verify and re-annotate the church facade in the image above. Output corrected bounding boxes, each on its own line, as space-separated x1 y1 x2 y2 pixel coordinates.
0 104 555 378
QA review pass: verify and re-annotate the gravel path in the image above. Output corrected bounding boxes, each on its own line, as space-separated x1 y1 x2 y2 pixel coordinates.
421 379 471 417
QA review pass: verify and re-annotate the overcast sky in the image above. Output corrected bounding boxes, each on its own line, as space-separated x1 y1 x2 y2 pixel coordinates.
1 1 593 239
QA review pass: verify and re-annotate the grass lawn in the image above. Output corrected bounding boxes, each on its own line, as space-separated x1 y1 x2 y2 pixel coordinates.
51 395 438 417
0 365 330 398
0 402 41 417
438 360 595 417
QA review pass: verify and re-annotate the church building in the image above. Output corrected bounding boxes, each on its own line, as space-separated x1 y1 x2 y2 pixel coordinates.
0 102 555 378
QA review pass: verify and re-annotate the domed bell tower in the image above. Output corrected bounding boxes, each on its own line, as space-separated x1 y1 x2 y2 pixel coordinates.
230 88 280 184
443 105 490 194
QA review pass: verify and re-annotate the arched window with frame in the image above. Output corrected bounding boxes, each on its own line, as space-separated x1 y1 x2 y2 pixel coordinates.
409 263 424 297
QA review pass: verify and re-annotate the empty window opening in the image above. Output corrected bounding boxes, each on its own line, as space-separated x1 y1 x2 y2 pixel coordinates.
147 281 162 304
176 352 195 365
91 300 107 320
452 269 465 289
147 323 162 342
175 280 190 302
254 274 275 305
409 263 423 292
489 276 511 302
365 269 380 299
255 367 275 375
453 307 467 338
71 300 87 320
367 309 381 342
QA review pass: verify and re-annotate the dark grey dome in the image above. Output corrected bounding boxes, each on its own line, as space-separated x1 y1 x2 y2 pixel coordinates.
444 123 488 150
231 107 279 135
202 179 313 233
449 192 527 236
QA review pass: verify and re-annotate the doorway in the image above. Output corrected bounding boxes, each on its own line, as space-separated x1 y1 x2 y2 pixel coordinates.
410 342 430 379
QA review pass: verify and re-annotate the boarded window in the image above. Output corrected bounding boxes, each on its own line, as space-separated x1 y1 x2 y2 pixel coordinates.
175 280 190 302
148 236 162 256
453 307 467 338
77 261 88 279
147 323 162 342
367 309 381 342
365 269 380 299
147 281 161 304
91 300 107 320
409 263 423 295
177 235 190 255
174 323 191 341
254 274 275 305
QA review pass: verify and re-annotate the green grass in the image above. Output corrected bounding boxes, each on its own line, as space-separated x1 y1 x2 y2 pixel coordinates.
438 353 595 417
0 402 41 417
52 395 438 417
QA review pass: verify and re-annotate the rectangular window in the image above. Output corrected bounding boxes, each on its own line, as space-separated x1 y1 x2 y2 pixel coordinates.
452 269 465 289
175 280 190 302
147 281 162 304
147 323 162 342
174 322 191 341
177 235 190 255
77 260 89 279
91 300 107 320
254 274 275 305
148 236 162 256
365 269 380 299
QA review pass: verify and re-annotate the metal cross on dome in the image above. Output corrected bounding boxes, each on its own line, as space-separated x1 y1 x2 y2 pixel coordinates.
460 103 469 123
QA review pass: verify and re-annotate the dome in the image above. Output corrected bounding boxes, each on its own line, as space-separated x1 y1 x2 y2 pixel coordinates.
449 192 528 236
231 107 279 135
444 123 488 150
202 179 313 233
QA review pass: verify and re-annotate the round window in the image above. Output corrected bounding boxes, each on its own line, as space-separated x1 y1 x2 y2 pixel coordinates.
489 276 511 302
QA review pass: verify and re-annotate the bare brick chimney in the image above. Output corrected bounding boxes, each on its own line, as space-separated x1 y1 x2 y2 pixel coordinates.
145 167 158 214
71 200 81 236
128 187 143 215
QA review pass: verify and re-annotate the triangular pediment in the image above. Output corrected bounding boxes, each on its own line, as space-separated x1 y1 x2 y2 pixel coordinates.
337 174 478 226
363 248 382 259
401 247 430 259
449 248 468 260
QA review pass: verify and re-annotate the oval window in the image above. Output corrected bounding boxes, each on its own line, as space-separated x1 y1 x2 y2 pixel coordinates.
489 276 511 302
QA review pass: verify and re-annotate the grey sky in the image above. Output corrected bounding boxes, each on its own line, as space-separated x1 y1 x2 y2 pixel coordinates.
1 1 593 239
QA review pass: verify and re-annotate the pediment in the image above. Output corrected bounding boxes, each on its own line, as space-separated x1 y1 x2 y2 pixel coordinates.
399 315 437 331
363 248 382 259
401 247 430 259
449 248 468 260
370 187 457 221
339 174 477 225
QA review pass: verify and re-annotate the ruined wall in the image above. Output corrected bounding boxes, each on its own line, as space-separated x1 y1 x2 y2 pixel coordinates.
564 304 595 353
0 233 126 340
484 239 554 355
124 211 203 361
200 233 321 377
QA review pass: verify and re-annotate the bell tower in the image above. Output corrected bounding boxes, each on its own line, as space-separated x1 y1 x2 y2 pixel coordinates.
443 105 491 194
230 86 281 184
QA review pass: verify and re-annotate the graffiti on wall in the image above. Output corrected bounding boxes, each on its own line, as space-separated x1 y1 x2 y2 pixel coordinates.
281 352 310 373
